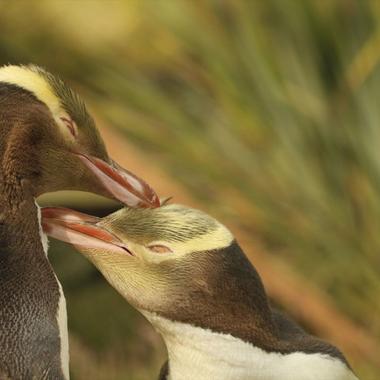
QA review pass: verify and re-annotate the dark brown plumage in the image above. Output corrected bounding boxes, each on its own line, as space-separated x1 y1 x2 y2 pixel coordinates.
157 242 346 355
0 198 63 379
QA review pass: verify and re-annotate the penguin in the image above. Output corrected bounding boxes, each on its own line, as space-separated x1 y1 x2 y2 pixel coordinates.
41 204 359 380
0 64 159 380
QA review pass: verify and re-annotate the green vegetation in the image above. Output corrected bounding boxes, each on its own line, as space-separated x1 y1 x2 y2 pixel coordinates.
0 1 379 378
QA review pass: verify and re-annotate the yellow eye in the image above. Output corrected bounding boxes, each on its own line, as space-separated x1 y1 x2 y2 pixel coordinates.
148 245 172 254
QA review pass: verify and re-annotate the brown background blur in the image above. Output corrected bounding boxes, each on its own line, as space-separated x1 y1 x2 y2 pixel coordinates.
0 1 379 379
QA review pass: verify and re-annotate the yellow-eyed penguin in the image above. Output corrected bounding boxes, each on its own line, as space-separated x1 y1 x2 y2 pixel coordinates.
41 204 359 380
0 64 159 380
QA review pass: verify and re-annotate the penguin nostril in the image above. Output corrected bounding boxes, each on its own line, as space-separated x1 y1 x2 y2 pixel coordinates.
120 246 134 256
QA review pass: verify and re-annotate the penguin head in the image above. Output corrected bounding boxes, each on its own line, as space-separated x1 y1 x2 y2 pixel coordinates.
42 204 274 341
0 64 158 207
41 204 239 313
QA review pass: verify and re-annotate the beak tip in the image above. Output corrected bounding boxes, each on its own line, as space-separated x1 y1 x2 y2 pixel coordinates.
152 195 161 208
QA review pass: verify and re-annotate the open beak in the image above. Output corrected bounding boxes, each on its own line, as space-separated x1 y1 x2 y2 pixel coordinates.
41 207 132 255
76 153 160 208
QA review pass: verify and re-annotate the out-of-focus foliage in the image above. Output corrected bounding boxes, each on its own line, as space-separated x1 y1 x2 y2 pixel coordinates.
0 0 379 379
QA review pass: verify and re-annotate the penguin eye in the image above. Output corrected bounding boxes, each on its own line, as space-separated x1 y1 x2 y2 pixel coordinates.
60 117 77 138
147 244 172 254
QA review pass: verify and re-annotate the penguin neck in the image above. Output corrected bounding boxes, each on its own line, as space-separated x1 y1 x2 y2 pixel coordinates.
145 312 267 380
0 159 69 380
0 109 42 256
146 312 359 380
0 184 45 257
0 82 45 210
152 242 278 349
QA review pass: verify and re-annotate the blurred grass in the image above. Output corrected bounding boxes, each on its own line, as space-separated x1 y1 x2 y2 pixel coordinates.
1 0 380 378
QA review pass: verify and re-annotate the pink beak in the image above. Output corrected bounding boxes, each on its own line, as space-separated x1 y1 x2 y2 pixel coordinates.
41 207 132 255
76 153 160 208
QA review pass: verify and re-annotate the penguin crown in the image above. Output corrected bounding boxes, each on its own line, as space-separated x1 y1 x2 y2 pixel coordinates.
0 64 95 141
99 204 234 257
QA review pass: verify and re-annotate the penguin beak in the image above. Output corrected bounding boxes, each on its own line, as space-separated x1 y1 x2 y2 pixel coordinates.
76 153 160 209
41 207 132 255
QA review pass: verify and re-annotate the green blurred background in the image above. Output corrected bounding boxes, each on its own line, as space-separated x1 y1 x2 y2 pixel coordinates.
0 0 379 379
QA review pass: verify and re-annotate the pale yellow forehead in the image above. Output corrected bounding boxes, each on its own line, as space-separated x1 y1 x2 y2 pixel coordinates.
0 65 61 116
148 204 234 254
152 221 234 256
103 204 235 255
